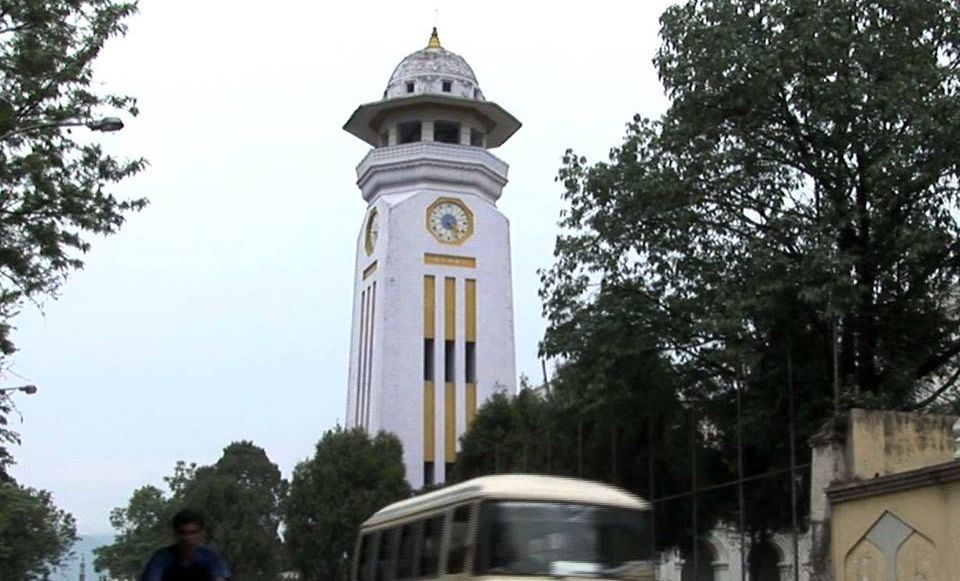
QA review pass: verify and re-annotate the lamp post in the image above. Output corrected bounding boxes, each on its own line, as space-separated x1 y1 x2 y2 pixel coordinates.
1 116 124 141
0 384 37 395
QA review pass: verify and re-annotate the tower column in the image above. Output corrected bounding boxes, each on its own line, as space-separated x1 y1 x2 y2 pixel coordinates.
343 28 520 488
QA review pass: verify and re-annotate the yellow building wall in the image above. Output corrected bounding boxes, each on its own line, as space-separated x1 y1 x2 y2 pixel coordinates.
847 409 957 479
831 478 960 580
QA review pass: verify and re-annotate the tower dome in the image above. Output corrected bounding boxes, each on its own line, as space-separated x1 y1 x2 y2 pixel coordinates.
343 29 519 148
383 29 485 101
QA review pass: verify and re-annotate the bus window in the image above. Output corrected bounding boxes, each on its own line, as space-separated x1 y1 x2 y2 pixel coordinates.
446 505 472 574
375 528 397 581
396 523 418 580
419 515 444 577
357 532 378 581
476 501 652 576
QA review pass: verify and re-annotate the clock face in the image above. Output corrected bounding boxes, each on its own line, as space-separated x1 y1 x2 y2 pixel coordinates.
426 198 473 244
364 209 379 255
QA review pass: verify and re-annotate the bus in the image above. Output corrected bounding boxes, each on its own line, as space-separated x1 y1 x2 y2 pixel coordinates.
352 474 655 581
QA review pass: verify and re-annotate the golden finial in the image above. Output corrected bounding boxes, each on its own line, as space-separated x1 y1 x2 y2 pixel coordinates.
427 26 442 49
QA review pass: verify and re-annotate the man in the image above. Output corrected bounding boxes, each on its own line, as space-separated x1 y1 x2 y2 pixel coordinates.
141 509 230 581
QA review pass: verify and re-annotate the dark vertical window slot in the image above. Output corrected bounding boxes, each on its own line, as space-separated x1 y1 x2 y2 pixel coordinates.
444 340 455 382
424 338 435 381
423 462 434 487
406 81 415 93
465 342 476 383
442 80 452 92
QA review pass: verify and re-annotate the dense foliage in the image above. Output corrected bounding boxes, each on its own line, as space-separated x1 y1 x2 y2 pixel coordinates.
0 481 77 579
0 0 146 357
0 1 143 574
459 0 960 546
0 0 146 482
95 442 286 580
285 427 410 581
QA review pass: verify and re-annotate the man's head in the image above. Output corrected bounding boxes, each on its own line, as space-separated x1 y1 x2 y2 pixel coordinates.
171 509 205 551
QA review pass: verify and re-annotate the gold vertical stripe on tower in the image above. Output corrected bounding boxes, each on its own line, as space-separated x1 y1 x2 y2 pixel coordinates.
423 381 435 462
465 279 476 342
356 289 368 427
423 275 436 463
466 383 477 427
362 284 373 429
365 282 377 429
424 276 436 339
445 382 456 462
444 277 456 462
444 277 456 340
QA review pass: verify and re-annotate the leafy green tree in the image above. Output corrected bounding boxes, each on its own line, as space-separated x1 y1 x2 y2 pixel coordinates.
454 370 720 550
540 0 960 538
0 481 77 580
0 395 20 480
0 0 147 466
179 442 286 581
285 427 410 581
96 444 286 581
93 485 170 581
0 0 146 353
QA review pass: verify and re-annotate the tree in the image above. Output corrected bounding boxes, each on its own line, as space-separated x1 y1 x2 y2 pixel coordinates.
454 369 723 550
0 0 147 466
96 443 286 581
285 427 410 581
179 442 286 581
0 481 77 580
0 394 19 480
93 485 170 581
540 0 960 537
0 0 146 354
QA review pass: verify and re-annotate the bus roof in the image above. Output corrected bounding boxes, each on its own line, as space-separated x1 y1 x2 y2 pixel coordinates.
363 474 651 528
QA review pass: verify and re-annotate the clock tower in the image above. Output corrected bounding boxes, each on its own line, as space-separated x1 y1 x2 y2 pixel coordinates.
343 29 521 488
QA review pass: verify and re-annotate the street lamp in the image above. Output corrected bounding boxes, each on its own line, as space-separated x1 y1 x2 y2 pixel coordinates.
1 116 125 141
0 384 37 395
85 116 124 132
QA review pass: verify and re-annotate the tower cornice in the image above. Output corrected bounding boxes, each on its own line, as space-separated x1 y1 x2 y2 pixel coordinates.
356 142 509 203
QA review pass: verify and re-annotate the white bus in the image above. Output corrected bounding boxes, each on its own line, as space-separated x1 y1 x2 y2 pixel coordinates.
352 474 654 581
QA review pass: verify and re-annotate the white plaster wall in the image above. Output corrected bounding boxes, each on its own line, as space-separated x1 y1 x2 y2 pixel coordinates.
346 183 515 489
655 526 812 581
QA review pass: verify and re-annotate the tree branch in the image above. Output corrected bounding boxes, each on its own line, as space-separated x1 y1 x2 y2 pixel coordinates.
914 336 960 379
910 364 960 410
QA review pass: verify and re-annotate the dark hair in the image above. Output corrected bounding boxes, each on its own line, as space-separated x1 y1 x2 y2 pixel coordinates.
171 509 205 531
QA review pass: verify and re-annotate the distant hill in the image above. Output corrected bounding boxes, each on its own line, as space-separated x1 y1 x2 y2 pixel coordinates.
53 534 114 581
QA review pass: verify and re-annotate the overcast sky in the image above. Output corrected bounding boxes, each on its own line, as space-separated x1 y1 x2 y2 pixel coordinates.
8 0 675 535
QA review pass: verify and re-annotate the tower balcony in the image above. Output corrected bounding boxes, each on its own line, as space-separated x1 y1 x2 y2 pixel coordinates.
356 142 510 204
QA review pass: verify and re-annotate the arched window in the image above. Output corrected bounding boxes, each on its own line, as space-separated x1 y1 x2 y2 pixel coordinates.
681 540 718 581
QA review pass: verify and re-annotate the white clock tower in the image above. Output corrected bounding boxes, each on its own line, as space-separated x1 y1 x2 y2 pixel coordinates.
343 29 520 488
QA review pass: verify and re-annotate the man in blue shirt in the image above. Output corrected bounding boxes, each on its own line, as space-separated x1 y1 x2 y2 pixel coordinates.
141 509 230 581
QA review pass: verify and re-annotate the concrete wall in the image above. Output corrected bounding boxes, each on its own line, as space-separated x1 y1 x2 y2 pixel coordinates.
808 408 960 581
845 409 957 479
829 469 960 580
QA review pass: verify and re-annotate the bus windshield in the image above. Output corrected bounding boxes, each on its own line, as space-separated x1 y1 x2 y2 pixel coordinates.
476 501 653 577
